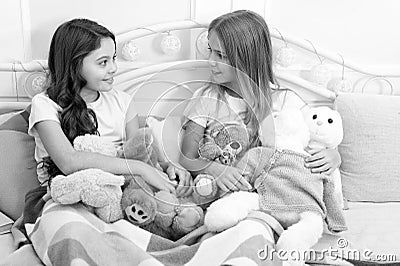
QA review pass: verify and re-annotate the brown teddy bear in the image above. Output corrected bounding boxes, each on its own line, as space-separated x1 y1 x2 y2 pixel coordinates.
191 122 252 206
120 127 204 241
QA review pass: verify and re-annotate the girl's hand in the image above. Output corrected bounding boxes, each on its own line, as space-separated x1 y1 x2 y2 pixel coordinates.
305 148 341 175
163 162 193 197
140 164 177 194
209 163 252 193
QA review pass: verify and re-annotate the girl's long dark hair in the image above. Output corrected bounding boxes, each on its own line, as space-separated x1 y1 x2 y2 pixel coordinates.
42 18 116 179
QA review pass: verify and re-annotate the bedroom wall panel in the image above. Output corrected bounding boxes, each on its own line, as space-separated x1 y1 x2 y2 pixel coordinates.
28 0 191 60
269 0 400 66
0 0 25 62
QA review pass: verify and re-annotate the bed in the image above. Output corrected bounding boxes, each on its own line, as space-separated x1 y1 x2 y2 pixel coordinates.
1 20 400 266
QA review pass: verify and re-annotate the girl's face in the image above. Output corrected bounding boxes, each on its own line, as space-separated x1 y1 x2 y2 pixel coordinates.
80 37 117 103
207 31 236 87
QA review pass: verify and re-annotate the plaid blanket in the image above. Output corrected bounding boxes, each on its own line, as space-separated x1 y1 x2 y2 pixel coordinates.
27 200 281 266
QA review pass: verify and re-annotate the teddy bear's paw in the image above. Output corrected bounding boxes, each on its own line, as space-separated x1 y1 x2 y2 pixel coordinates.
173 206 204 233
277 230 308 266
91 170 125 187
50 175 82 204
154 211 175 228
193 174 218 198
96 202 123 223
124 203 153 224
276 229 297 251
81 189 113 207
276 227 315 259
155 191 180 213
204 191 259 232
82 185 122 208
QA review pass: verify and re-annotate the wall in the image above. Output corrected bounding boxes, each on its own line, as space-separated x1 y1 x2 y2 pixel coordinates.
268 0 400 67
2 0 399 64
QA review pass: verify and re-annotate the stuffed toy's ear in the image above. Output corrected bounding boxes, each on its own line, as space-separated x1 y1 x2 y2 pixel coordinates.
273 108 310 152
304 106 343 149
123 127 163 170
74 134 117 157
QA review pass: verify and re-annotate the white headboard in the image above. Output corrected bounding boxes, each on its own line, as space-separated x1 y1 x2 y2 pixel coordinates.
1 20 399 117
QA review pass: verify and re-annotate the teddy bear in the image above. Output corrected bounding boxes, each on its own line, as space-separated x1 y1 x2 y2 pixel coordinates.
191 122 252 206
121 174 204 241
50 130 205 240
200 108 347 265
303 106 347 210
50 134 125 223
120 127 204 241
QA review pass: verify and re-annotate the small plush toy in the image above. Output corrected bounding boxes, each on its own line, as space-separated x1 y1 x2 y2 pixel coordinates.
191 122 252 206
303 106 346 210
50 131 205 239
51 168 125 222
121 175 204 241
120 127 205 240
51 134 125 223
202 108 347 265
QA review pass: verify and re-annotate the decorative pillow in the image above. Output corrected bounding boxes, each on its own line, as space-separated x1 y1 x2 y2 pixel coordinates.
0 130 39 220
0 106 30 133
146 116 184 166
335 93 400 202
0 112 17 125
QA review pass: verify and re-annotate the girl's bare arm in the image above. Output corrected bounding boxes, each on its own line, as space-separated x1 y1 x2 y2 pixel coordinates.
35 120 176 193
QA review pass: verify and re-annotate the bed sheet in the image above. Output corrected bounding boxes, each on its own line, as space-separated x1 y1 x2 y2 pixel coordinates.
4 201 400 265
27 200 281 266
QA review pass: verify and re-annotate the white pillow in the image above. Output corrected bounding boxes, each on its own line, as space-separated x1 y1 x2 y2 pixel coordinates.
335 93 400 202
146 116 184 166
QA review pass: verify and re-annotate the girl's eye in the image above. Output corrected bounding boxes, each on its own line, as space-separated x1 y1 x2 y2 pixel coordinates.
100 60 107 66
208 47 226 59
312 114 317 120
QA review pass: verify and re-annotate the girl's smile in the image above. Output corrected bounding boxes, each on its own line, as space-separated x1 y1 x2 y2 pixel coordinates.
207 31 235 85
80 37 117 103
103 77 114 84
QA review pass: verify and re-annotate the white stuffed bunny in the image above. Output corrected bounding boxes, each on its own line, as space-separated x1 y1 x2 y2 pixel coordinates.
204 107 347 266
303 106 346 210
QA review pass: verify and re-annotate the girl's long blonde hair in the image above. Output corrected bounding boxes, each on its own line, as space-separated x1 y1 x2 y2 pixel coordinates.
208 10 277 145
